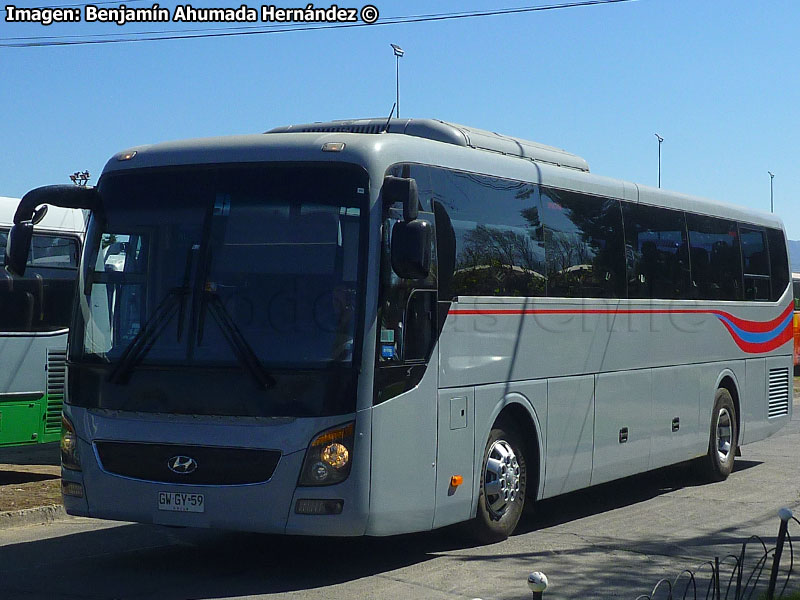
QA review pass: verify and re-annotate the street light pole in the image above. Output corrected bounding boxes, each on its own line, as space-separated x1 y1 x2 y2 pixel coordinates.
390 44 404 118
655 134 664 188
768 171 774 213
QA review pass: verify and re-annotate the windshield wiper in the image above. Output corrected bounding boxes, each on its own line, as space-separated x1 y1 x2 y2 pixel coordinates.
107 287 187 385
203 291 276 390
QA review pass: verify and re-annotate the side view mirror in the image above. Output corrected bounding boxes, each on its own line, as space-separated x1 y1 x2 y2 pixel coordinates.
5 221 33 277
5 184 99 277
383 175 431 279
382 175 419 221
31 205 48 225
391 219 432 280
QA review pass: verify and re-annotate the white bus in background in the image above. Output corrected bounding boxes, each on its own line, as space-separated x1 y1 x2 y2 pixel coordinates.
0 196 85 446
8 119 794 542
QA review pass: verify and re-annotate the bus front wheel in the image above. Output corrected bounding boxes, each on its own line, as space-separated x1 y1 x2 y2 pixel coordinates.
471 423 527 543
696 388 738 482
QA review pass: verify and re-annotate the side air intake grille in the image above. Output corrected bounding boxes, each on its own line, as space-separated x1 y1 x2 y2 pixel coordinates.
768 367 790 418
45 349 67 432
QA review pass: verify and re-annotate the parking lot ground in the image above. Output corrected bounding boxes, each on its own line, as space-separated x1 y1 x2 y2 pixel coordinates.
0 384 797 599
0 443 59 512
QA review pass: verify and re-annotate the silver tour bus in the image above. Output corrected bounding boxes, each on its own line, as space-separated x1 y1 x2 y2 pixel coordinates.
8 119 793 542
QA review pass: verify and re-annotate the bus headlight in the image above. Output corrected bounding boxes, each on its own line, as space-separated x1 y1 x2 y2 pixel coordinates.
298 422 354 486
60 415 81 471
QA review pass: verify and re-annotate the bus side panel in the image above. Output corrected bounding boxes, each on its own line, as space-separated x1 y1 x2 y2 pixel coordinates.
0 336 57 445
542 376 594 498
739 357 792 445
433 386 475 529
592 370 651 486
743 358 768 444
366 367 438 536
471 382 546 510
0 337 47 397
649 364 703 470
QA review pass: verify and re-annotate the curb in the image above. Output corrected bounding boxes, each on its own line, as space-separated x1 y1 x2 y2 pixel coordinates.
0 504 66 530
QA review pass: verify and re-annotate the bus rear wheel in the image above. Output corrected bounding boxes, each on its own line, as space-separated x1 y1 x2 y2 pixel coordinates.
470 424 527 543
695 388 738 482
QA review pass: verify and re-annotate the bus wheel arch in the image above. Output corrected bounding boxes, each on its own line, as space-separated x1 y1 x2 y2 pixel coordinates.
468 399 542 543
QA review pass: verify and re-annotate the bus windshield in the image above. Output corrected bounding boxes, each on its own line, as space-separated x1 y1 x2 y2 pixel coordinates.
73 163 367 374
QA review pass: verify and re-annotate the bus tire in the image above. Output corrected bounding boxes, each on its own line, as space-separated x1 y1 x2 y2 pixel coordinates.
696 388 738 482
470 424 527 543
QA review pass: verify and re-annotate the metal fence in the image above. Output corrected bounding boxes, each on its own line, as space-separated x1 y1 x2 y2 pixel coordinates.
635 508 798 600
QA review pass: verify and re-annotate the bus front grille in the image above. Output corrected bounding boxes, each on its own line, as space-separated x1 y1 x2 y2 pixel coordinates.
45 349 67 433
94 441 281 485
768 367 790 418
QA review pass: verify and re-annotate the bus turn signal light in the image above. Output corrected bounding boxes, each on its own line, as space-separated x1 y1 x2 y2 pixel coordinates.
450 475 463 488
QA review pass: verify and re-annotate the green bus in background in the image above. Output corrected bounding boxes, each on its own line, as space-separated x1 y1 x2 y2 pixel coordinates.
0 196 84 446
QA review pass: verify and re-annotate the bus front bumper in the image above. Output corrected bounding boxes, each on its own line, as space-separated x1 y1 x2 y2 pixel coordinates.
61 422 369 536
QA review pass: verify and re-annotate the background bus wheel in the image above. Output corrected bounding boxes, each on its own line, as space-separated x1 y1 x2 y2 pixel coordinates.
695 388 738 482
470 424 527 544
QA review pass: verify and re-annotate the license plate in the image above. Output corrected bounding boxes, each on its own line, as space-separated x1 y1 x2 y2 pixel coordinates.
158 492 205 513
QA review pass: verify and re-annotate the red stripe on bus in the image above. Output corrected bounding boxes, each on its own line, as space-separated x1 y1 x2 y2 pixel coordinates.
448 303 794 355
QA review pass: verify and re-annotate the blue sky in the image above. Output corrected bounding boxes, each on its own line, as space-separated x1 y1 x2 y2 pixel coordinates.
2 0 799 239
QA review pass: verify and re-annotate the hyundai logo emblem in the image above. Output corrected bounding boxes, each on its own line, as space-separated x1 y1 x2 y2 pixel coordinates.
167 455 198 475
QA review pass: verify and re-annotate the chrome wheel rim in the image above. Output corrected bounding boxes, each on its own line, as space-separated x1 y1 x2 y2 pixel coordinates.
716 407 733 463
483 440 521 519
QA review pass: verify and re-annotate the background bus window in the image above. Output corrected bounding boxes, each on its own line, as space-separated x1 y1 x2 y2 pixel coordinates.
0 230 79 332
686 214 743 300
540 189 625 299
740 227 771 301
794 276 800 309
623 204 691 299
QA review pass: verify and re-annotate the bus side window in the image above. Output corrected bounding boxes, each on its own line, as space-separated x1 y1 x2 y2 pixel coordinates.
765 227 790 302
740 227 771 301
623 204 691 300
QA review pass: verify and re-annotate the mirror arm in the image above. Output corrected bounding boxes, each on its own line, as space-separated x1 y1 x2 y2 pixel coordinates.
15 184 99 224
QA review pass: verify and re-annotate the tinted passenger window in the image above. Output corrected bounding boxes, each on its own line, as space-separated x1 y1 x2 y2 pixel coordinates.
623 204 690 299
540 189 625 298
766 228 790 302
432 169 545 299
686 214 742 300
740 227 770 301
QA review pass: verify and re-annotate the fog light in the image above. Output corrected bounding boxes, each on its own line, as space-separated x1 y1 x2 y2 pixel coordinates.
61 481 84 498
295 499 344 515
311 462 330 483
